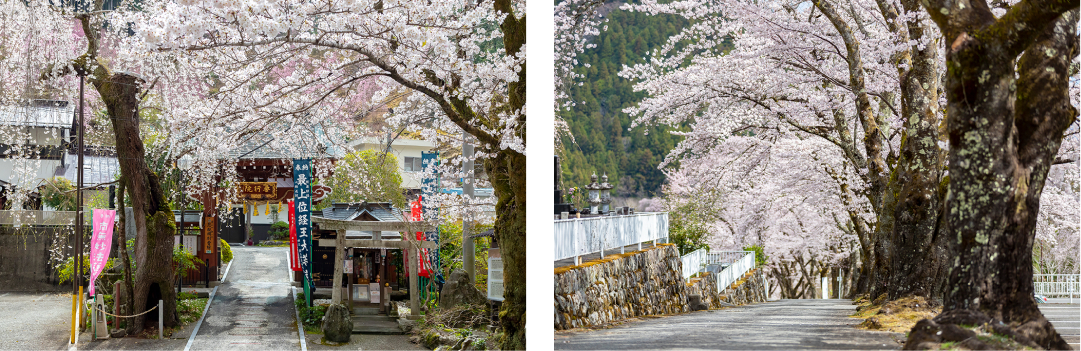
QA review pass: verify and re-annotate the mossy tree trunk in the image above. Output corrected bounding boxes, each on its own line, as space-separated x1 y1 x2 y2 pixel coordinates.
918 0 1077 348
816 0 951 303
487 149 525 350
100 72 179 333
54 10 181 334
868 0 950 303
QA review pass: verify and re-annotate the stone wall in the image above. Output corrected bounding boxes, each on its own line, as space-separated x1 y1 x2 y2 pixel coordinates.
686 272 724 309
554 244 687 330
554 245 771 330
685 267 768 309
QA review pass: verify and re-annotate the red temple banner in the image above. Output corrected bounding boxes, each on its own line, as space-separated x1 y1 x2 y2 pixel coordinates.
411 197 432 278
289 200 299 271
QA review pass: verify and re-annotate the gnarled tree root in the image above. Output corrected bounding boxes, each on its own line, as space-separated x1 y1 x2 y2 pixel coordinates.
904 309 1071 350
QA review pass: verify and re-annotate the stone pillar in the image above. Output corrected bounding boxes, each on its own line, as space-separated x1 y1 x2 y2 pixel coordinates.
409 246 420 319
244 203 252 244
332 230 345 304
322 229 352 343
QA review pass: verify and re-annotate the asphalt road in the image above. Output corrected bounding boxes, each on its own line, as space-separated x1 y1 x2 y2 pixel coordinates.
0 292 78 350
1039 302 1080 349
186 246 300 350
554 299 902 350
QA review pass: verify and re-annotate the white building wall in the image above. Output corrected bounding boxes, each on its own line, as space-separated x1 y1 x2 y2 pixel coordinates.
350 137 436 190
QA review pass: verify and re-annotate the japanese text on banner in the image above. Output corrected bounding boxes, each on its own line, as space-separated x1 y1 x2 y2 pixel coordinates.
89 209 116 295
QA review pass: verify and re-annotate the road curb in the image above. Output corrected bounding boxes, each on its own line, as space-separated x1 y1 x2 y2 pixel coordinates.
220 260 234 283
183 285 218 351
293 286 308 351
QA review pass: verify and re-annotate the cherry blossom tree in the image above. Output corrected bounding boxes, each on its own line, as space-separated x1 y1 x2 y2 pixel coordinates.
122 1 527 346
617 0 954 300
606 0 1079 320
3 0 526 344
915 1 1077 347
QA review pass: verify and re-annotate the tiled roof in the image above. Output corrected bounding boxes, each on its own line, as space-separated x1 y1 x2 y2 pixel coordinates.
318 202 404 222
0 101 75 128
317 202 407 241
57 152 121 186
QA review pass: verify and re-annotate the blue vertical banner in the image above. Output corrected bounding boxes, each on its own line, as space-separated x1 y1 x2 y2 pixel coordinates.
420 151 440 274
293 158 313 307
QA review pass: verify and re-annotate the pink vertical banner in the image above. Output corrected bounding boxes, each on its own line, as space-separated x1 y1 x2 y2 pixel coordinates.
88 209 116 295
288 200 299 271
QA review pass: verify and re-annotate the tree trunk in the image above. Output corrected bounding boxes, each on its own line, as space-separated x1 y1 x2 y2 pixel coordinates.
488 148 525 350
872 0 950 303
117 178 136 330
992 9 1078 347
920 1 1077 348
95 72 179 333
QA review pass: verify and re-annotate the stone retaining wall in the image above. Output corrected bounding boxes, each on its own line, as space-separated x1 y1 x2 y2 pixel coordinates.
555 245 771 330
554 244 687 330
722 268 768 305
686 267 768 308
686 272 724 309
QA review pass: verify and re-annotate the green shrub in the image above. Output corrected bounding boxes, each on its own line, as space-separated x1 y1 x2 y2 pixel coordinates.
269 221 290 240
57 256 117 284
174 246 205 278
40 177 77 211
294 292 327 328
742 245 767 267
220 239 233 263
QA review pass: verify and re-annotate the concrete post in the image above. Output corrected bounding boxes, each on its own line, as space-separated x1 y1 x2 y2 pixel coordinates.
331 230 346 304
158 300 163 339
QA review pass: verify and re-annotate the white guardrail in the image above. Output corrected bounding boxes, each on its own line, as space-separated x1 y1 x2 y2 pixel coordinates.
554 212 669 264
681 249 756 292
1034 274 1080 299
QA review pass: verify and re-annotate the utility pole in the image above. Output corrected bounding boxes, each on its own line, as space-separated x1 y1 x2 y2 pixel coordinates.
177 164 184 294
462 132 475 281
75 75 85 296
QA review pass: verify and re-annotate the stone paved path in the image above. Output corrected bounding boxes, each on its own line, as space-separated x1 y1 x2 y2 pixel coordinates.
186 246 300 350
555 299 902 350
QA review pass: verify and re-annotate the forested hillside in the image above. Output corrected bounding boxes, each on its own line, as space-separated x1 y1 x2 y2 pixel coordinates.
558 6 688 198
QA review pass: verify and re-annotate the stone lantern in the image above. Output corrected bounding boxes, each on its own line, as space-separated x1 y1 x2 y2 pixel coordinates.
586 173 602 214
600 173 612 214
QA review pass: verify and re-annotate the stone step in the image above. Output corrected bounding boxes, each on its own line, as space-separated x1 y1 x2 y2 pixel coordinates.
351 314 403 335
353 307 381 315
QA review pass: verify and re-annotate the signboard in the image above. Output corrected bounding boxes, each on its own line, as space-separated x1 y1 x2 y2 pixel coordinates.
487 248 503 302
370 283 380 304
88 209 116 295
288 200 299 271
343 260 353 274
293 159 313 307
203 213 216 254
239 181 277 199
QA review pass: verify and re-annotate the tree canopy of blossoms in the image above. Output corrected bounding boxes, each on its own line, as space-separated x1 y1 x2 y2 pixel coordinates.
601 0 1080 304
131 1 528 346
1 0 528 346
